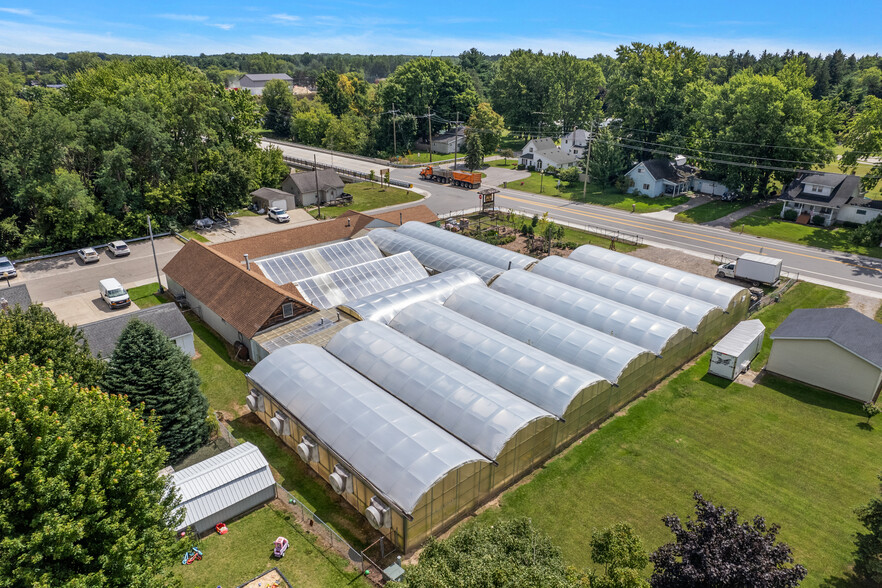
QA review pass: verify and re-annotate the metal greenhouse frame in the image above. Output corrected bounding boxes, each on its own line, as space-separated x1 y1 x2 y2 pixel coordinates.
396 221 535 270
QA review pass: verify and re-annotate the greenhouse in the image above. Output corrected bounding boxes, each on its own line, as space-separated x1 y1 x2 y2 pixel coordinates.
568 245 749 314
246 344 491 551
389 301 612 447
325 321 557 484
490 269 693 357
339 268 485 324
254 237 383 285
396 221 535 270
369 229 503 283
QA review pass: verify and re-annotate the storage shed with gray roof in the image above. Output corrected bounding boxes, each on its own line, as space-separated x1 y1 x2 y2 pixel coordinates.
79 303 195 360
0 284 31 311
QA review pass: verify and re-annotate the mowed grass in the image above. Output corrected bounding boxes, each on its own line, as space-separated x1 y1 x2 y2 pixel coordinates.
126 282 167 308
310 182 422 219
675 200 751 224
175 505 370 588
477 283 876 587
187 317 249 417
731 203 882 258
395 151 457 164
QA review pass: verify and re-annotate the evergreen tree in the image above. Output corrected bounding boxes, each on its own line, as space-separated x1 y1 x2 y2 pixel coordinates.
103 319 209 463
854 473 882 584
464 130 484 171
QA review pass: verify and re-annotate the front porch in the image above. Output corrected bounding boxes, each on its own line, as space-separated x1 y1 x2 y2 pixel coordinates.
781 201 835 226
662 180 690 196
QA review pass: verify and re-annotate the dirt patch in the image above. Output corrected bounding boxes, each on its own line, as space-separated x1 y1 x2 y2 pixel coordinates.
238 567 291 588
629 247 718 277
845 291 881 318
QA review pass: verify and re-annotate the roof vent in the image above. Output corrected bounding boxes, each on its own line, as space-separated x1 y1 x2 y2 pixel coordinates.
329 464 352 494
246 389 265 413
296 436 318 463
270 411 290 436
365 496 391 529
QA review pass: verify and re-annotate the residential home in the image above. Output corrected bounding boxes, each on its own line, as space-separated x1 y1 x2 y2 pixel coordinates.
281 169 345 207
561 129 591 158
232 73 293 96
0 284 31 311
79 303 195 360
779 171 879 226
625 157 704 197
518 137 579 171
415 127 467 155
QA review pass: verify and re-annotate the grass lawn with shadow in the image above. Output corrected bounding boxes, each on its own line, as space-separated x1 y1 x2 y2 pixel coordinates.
126 282 168 308
309 182 422 219
675 200 752 224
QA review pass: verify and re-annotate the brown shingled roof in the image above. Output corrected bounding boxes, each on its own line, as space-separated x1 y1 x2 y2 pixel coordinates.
163 240 314 338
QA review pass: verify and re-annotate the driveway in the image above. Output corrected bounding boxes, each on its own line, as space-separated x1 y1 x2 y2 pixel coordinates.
44 291 143 326
200 211 317 244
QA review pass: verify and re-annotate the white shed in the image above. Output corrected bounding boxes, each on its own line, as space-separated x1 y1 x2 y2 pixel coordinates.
708 320 766 380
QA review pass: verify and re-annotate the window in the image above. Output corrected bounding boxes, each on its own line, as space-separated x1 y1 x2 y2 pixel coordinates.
282 302 294 318
637 168 643 173
643 184 651 190
529 147 533 153
857 209 867 215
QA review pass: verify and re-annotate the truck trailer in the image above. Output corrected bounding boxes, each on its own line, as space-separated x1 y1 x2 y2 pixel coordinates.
419 165 482 189
717 253 783 285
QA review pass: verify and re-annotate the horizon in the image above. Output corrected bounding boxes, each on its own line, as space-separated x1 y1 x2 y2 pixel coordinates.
1 1 881 59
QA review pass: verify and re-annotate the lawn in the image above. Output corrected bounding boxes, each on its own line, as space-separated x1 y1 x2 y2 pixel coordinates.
674 200 751 224
476 282 877 587
179 229 209 243
127 282 167 308
395 151 457 164
731 203 882 258
310 182 422 219
484 158 519 169
504 172 689 213
187 317 249 417
175 505 370 588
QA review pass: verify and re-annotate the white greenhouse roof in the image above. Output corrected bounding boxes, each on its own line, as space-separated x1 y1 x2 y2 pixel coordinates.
339 268 485 324
444 285 653 384
247 345 488 514
568 245 745 310
255 237 383 285
369 228 503 283
325 321 555 460
172 442 275 531
294 252 428 309
396 221 535 270
491 270 689 356
531 256 717 331
390 301 606 419
713 319 766 357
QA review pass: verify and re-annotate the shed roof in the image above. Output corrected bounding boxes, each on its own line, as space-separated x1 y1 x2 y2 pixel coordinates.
247 345 489 514
770 308 882 369
251 187 292 201
0 284 31 310
241 73 292 83
396 221 535 271
78 303 192 359
172 442 275 531
285 169 345 195
713 319 766 357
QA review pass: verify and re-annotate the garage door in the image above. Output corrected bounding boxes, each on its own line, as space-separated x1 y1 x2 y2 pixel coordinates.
271 199 287 210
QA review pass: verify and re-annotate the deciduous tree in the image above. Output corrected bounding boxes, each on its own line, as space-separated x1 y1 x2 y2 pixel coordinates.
842 95 882 191
380 57 479 125
854 473 882 584
467 102 505 154
262 78 296 137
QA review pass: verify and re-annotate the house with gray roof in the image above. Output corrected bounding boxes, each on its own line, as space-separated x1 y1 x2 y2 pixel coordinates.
0 284 31 311
170 442 276 534
779 171 878 226
233 73 293 96
251 187 298 212
79 303 195 360
281 168 345 207
768 308 882 403
518 137 579 171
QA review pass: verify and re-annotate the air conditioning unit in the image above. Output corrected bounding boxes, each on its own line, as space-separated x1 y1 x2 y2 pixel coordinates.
296 436 318 463
365 496 390 530
245 389 265 413
329 464 352 494
269 411 290 436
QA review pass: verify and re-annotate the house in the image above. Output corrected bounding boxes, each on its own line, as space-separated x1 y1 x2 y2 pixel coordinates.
625 157 703 197
561 129 591 158
518 137 579 171
170 442 276 535
415 127 466 155
767 308 882 403
0 284 31 311
778 171 879 226
78 303 195 360
232 73 293 96
281 169 345 207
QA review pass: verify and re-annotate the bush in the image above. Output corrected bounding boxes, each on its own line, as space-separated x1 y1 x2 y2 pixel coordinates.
527 165 536 172
782 208 799 221
558 167 580 184
516 164 526 170
811 214 827 226
850 215 882 246
545 165 559 177
842 221 860 229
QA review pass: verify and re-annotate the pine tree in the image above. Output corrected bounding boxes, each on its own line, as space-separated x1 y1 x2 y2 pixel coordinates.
103 319 209 463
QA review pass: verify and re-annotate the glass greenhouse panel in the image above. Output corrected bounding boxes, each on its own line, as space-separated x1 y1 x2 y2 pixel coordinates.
369 229 502 283
255 237 383 285
396 221 535 270
389 301 606 418
294 252 428 309
339 268 486 324
444 285 654 384
532 256 717 331
247 344 488 514
568 245 745 309
491 270 691 356
325 321 555 460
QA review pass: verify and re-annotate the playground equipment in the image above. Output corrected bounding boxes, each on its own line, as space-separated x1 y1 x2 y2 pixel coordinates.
215 522 228 535
273 536 289 558
181 546 203 565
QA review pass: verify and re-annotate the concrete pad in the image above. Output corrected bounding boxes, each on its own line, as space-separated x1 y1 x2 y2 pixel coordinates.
200 212 318 244
45 291 141 327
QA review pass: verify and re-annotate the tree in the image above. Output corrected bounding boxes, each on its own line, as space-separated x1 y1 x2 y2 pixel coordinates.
650 492 807 587
0 356 182 587
491 50 552 132
102 320 210 463
842 96 882 191
559 166 580 184
464 130 484 171
500 148 515 165
854 473 882 584
589 126 629 187
458 48 494 97
863 402 881 425
849 214 882 246
467 102 505 154
590 523 650 588
0 303 105 387
380 57 479 125
262 78 296 137
547 52 605 132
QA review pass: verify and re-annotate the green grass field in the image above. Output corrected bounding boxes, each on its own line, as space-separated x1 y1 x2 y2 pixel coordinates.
187 317 249 417
126 282 167 308
476 283 876 587
175 505 370 588
675 200 751 224
731 203 882 258
179 229 209 243
310 182 422 219
395 152 457 164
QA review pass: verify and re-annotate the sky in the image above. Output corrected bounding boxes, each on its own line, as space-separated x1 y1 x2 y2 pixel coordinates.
1 1 880 58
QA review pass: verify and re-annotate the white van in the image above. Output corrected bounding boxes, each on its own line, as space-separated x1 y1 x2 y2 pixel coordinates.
99 278 131 309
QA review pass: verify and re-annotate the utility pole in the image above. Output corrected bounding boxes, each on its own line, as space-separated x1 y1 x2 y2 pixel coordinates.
147 215 163 293
582 120 594 200
453 111 460 170
427 106 433 163
532 111 547 138
391 103 398 158
313 154 321 219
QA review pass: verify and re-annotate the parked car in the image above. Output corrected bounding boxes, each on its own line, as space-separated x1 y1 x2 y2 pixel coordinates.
77 248 100 264
99 278 131 309
107 240 130 257
0 256 16 278
268 207 290 223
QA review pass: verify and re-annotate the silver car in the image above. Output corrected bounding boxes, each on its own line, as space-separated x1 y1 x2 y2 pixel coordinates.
0 256 15 278
77 247 100 264
107 240 130 257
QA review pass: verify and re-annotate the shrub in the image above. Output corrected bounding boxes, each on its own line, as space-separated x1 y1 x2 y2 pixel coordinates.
782 208 799 221
516 164 526 170
851 215 882 246
842 221 860 229
545 165 558 177
558 167 580 184
811 214 826 226
527 165 536 172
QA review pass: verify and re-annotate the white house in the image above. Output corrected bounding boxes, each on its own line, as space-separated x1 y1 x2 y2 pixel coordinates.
232 73 293 97
625 157 699 197
415 127 466 155
779 171 880 226
518 137 579 171
561 129 591 158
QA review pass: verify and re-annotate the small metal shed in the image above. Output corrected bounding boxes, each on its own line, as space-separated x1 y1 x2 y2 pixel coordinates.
708 319 766 380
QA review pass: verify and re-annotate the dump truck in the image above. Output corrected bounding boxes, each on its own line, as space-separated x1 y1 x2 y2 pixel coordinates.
419 165 482 189
717 253 783 285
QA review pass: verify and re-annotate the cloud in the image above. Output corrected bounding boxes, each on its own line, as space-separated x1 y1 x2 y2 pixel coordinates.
157 14 209 22
271 13 301 22
207 23 234 30
0 7 31 15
